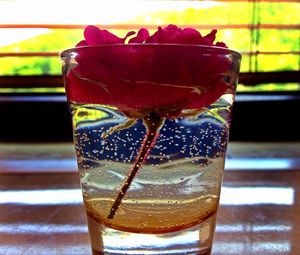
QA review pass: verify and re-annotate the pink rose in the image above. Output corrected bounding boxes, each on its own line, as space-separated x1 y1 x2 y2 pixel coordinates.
63 25 231 118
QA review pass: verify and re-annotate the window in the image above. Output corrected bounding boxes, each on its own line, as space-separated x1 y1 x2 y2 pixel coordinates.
0 0 299 90
0 0 299 141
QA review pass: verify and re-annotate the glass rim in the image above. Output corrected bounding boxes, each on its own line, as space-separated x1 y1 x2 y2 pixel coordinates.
60 43 242 59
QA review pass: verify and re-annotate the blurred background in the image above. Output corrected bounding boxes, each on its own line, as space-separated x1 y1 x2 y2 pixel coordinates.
0 0 299 141
0 0 299 89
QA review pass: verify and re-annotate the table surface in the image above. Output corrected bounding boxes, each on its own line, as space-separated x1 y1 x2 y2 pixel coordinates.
0 142 299 255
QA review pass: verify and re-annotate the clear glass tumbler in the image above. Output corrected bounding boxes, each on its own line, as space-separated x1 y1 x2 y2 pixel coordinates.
61 44 241 255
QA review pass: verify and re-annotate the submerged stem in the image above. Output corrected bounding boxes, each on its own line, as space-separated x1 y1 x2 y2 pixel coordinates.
108 112 165 220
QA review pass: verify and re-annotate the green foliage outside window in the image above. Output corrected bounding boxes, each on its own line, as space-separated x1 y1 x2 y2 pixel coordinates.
0 2 299 92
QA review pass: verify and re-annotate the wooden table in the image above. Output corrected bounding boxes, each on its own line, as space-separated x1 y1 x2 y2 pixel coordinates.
0 142 299 255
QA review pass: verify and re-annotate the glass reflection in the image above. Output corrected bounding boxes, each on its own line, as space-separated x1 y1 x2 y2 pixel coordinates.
0 245 90 255
0 224 87 234
0 189 82 205
212 241 291 254
0 242 291 255
225 158 296 170
0 159 77 172
1 224 290 254
1 157 297 172
220 187 294 205
216 223 292 233
0 186 294 205
0 222 291 234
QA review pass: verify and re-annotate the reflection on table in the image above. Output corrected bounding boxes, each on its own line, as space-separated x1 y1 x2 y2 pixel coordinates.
0 142 299 255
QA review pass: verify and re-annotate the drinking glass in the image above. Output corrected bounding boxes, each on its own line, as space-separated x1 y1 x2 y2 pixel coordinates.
61 44 241 255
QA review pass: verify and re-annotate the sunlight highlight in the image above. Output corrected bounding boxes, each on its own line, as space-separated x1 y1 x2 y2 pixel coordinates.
225 158 297 170
220 187 294 205
0 223 291 234
0 186 294 205
0 0 221 25
0 29 49 47
0 224 87 234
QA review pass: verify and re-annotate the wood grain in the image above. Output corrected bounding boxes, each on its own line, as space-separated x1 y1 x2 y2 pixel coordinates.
0 142 299 254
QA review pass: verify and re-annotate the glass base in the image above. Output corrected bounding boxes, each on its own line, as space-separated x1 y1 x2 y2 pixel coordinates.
87 213 216 255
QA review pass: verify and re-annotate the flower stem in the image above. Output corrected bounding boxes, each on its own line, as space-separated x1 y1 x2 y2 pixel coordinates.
108 112 164 220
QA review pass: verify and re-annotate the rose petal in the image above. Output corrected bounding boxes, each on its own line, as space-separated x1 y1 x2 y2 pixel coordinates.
155 26 182 43
164 24 181 31
123 31 136 42
215 42 227 48
129 28 149 43
101 30 124 44
145 30 159 43
76 40 87 47
203 29 217 45
84 25 105 45
178 28 201 44
84 25 123 45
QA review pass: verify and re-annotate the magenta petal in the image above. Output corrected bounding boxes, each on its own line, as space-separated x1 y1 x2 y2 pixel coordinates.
84 25 124 45
76 40 88 47
101 29 123 44
157 26 164 38
146 27 163 43
154 26 182 43
164 24 181 31
84 25 105 45
215 42 227 48
80 25 227 47
145 30 159 43
129 28 149 43
124 31 136 42
204 29 217 45
179 28 201 44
